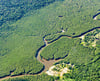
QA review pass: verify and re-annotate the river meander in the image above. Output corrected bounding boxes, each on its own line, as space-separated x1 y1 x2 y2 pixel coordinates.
0 26 100 81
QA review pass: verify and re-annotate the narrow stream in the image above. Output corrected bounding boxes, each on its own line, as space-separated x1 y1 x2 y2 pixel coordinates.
36 37 62 73
0 27 100 81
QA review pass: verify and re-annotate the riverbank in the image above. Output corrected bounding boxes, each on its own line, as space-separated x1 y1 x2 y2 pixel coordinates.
0 27 100 81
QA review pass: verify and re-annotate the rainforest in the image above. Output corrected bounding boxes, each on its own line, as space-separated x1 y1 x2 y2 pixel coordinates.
0 0 100 81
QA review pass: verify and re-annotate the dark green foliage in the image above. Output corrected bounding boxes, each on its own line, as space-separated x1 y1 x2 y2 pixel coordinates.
0 0 100 80
67 45 95 65
97 14 100 20
95 40 100 55
3 74 54 81
62 53 100 81
0 35 44 77
41 37 76 60
83 29 100 46
64 57 100 81
0 0 66 78
40 36 99 80
41 37 95 65
96 40 100 48
0 0 56 26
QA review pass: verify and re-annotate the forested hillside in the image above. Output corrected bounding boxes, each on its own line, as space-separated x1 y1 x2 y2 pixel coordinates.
0 0 100 81
0 0 57 26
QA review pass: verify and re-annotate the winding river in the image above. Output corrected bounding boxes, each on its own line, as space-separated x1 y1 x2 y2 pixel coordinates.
0 16 100 81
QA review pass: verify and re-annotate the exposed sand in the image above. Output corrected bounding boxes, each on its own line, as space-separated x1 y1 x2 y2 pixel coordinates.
46 63 73 78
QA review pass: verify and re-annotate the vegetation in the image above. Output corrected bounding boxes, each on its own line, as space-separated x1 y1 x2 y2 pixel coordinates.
0 0 100 81
52 63 68 72
97 14 100 20
0 34 44 77
42 0 100 42
40 36 100 80
41 37 95 65
63 57 100 81
0 0 65 78
46 63 71 78
0 0 57 26
81 29 100 47
41 37 76 60
3 74 54 81
58 78 74 81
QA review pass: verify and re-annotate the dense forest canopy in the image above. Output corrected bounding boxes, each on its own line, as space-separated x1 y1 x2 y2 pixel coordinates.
0 0 59 26
0 0 100 81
